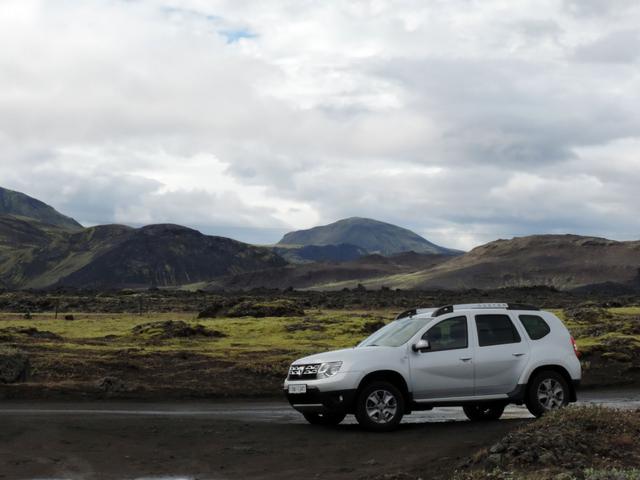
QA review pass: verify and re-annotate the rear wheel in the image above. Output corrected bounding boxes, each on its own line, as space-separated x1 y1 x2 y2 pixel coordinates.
463 402 506 421
302 411 346 426
525 371 569 417
355 381 404 432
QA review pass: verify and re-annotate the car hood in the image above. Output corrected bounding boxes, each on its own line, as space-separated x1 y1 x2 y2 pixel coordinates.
292 346 399 372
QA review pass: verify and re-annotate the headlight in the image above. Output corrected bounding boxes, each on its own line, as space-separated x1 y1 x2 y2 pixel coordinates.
317 361 342 379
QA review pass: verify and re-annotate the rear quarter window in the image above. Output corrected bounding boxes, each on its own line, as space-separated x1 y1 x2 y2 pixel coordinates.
519 315 551 340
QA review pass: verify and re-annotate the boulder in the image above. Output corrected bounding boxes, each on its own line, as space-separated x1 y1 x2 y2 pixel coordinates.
96 376 126 393
0 348 30 383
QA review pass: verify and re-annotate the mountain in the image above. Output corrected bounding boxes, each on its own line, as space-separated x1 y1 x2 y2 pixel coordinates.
57 224 286 289
272 243 368 264
0 187 82 231
0 187 287 289
320 234 640 291
278 217 460 256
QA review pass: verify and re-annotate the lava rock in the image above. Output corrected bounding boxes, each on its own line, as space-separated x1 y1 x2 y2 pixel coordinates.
226 299 305 318
0 348 30 383
131 320 226 339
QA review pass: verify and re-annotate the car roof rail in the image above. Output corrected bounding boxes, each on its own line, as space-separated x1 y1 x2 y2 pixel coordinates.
506 303 540 311
432 305 454 317
395 308 417 320
395 307 438 320
432 302 540 317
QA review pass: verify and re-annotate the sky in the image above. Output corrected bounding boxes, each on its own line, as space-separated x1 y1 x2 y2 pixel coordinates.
0 0 639 250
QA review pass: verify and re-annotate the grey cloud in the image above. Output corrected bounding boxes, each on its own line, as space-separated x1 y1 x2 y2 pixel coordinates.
372 57 640 169
572 30 640 63
1 0 640 249
563 0 639 17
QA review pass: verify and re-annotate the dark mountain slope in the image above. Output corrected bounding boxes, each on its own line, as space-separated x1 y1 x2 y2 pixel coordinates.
0 187 82 230
0 218 134 289
56 224 287 288
278 217 459 256
273 243 367 263
208 252 451 290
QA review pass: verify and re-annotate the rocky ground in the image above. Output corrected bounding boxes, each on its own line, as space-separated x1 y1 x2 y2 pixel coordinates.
1 286 638 313
454 406 640 480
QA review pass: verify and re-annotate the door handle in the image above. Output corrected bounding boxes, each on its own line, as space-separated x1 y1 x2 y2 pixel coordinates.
512 353 526 357
460 357 472 362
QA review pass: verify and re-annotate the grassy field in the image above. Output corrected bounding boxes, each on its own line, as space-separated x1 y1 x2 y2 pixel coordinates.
1 305 639 398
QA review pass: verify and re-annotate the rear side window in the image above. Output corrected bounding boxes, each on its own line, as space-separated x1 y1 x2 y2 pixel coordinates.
475 314 521 347
519 315 551 340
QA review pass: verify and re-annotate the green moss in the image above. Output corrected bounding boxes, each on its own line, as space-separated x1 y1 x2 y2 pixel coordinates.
0 309 395 374
609 307 640 316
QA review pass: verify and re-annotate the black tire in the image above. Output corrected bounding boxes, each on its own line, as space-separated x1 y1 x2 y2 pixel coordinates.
525 371 570 418
463 402 506 421
302 411 346 426
355 381 405 432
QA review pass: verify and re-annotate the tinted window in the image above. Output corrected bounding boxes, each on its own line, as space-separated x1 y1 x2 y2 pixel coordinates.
475 314 521 347
423 316 468 352
519 315 551 340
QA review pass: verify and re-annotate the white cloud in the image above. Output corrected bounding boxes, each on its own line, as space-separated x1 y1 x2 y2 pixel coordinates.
0 0 639 248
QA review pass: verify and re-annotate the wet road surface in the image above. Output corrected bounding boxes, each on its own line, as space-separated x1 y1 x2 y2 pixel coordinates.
1 389 638 480
1 388 638 423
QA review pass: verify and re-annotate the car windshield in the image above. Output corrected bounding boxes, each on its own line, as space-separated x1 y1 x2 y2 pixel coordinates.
358 316 430 348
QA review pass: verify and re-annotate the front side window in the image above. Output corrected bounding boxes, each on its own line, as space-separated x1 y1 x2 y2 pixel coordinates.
422 316 468 352
519 315 551 340
475 314 521 347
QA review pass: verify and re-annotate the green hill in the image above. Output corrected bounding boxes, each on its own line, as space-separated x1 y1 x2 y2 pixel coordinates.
0 187 82 231
278 217 460 256
0 186 287 289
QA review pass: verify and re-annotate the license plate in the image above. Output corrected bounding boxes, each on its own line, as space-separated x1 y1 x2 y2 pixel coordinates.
288 384 307 394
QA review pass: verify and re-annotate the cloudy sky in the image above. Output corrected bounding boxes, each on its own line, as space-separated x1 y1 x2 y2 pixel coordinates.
1 0 639 250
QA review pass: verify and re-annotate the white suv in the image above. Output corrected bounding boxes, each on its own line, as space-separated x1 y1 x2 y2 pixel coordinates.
284 303 581 431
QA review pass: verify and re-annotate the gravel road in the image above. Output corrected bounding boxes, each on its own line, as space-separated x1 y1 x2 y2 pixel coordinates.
1 389 638 480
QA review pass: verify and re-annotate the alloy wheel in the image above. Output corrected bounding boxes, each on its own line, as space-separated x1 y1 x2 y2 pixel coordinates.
365 389 398 424
537 378 565 410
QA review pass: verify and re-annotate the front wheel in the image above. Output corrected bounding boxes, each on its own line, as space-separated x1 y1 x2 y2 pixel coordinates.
525 371 569 417
355 381 404 432
463 402 506 421
302 411 346 426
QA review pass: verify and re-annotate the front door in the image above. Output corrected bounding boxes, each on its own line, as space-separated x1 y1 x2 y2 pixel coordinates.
410 315 475 400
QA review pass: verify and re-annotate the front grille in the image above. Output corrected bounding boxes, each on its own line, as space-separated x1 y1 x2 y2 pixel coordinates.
288 363 320 380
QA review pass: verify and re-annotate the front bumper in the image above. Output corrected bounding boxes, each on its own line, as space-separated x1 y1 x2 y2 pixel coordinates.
284 387 357 414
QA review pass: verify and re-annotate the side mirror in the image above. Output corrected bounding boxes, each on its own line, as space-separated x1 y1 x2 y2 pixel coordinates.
412 339 430 353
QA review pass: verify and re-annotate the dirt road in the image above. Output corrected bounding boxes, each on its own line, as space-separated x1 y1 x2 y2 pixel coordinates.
1 389 638 480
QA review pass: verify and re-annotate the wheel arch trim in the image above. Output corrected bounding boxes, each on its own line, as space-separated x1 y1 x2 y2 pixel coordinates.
356 370 413 411
524 364 577 402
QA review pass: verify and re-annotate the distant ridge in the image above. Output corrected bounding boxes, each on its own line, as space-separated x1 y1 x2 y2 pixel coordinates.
318 234 640 291
0 186 82 231
278 217 460 256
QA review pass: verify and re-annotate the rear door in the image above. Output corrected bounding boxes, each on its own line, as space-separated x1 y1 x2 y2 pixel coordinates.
410 315 475 400
473 313 530 395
